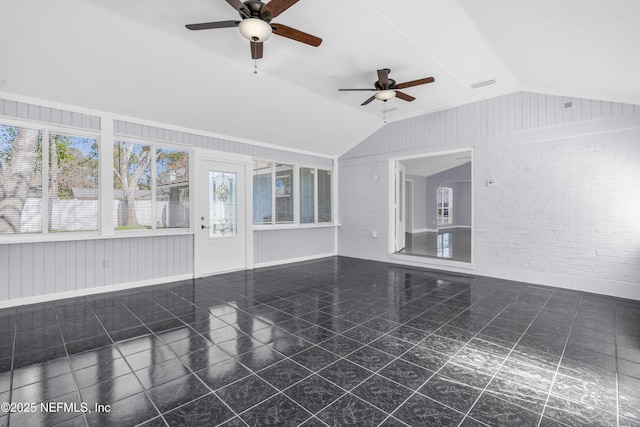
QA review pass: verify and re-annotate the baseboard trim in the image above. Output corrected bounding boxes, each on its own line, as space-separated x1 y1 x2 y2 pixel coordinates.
255 252 336 269
411 228 437 233
389 253 476 273
438 225 472 230
475 264 640 301
0 274 194 309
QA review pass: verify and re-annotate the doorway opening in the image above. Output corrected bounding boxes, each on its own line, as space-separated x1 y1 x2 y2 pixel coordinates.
391 149 473 264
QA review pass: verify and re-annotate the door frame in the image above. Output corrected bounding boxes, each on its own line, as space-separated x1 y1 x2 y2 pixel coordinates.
405 179 413 233
388 147 474 265
394 161 406 252
193 148 254 277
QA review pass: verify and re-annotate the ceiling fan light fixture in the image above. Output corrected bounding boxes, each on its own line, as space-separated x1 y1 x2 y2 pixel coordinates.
375 89 396 101
238 18 272 42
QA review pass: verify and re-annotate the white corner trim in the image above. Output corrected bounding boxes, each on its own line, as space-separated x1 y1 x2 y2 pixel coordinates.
255 253 336 269
0 274 193 309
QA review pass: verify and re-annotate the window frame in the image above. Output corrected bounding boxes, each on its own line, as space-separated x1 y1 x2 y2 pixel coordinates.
113 136 193 234
252 158 334 230
0 117 194 243
0 117 102 241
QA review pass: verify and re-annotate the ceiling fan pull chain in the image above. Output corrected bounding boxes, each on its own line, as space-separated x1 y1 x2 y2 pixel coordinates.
254 60 258 74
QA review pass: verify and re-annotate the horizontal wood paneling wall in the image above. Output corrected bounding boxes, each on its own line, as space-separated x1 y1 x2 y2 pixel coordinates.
1 96 335 303
342 92 640 160
0 98 100 130
0 234 193 301
114 120 333 168
254 227 335 265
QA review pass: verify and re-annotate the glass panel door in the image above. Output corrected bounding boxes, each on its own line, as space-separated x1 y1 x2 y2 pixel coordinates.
209 171 237 237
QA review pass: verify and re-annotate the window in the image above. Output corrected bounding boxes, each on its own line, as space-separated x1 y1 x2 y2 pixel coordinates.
437 186 453 225
209 171 236 237
48 132 99 232
156 148 189 229
275 163 294 223
253 161 272 224
253 160 332 226
0 124 43 233
0 123 99 234
317 169 332 223
300 167 332 224
114 140 189 231
113 141 151 229
300 167 315 224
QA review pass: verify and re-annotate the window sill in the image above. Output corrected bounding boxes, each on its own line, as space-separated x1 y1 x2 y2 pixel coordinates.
253 223 339 231
0 229 194 245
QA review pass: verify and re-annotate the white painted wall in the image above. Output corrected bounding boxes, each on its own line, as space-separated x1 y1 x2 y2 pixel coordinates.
339 92 640 300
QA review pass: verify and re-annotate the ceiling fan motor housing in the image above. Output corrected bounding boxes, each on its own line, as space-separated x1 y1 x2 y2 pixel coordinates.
375 79 396 90
242 0 271 22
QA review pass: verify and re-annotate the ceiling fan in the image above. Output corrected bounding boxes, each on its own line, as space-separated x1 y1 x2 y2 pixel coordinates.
339 68 435 106
185 0 322 60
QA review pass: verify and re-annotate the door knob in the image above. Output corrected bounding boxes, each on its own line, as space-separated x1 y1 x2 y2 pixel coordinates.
201 225 210 229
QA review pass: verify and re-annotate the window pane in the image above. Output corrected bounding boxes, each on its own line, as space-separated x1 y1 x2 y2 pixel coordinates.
114 141 152 230
209 171 236 237
275 163 294 223
253 161 272 224
0 125 43 233
318 169 332 223
49 133 99 232
300 168 315 224
156 148 190 229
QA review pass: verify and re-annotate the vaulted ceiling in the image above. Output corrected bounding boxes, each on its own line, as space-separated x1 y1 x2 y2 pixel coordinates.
1 0 638 157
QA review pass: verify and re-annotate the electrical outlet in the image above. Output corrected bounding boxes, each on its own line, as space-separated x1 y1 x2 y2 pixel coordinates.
371 231 377 238
103 259 111 268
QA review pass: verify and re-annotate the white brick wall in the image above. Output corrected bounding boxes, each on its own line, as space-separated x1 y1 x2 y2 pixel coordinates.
339 92 640 299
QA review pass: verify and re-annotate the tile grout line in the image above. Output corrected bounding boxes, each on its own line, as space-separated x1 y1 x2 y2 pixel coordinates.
614 302 620 427
535 294 584 427
385 287 556 426
84 296 189 427
50 303 90 427
5 320 16 427
376 286 528 425
456 290 559 426
226 281 476 424
113 295 250 426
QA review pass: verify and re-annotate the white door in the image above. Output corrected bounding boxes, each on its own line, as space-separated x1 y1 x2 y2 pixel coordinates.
405 180 413 233
395 162 406 251
195 159 248 276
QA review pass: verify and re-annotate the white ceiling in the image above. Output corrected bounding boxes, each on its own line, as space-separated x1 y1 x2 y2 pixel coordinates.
402 151 471 178
1 0 638 157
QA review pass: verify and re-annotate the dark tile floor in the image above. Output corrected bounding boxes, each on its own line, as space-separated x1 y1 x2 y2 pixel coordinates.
1 256 639 426
402 229 472 262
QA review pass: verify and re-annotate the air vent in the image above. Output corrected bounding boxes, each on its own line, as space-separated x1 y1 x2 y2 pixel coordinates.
563 99 574 110
471 79 496 89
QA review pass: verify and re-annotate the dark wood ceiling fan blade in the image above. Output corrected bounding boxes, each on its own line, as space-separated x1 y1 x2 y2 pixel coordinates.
338 88 376 91
395 77 435 90
251 41 264 59
226 0 251 17
361 96 376 106
271 23 322 46
186 20 240 30
261 0 299 19
395 91 416 102
377 69 391 87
